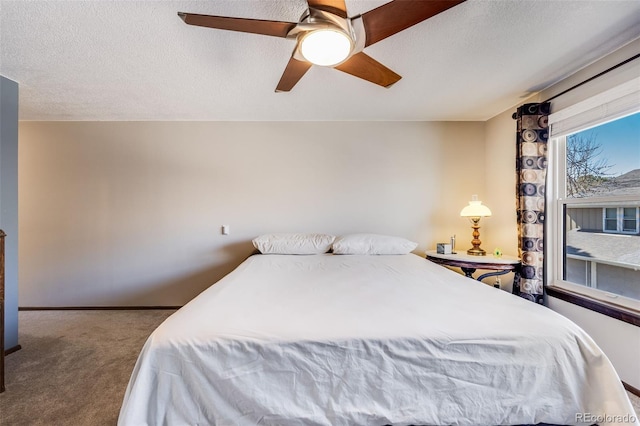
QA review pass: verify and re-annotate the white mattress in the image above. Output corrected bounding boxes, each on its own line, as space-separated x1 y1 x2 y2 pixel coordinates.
118 254 637 426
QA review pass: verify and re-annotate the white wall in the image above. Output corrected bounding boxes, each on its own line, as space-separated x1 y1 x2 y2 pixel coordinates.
19 121 484 307
483 108 518 257
548 298 640 388
478 108 520 291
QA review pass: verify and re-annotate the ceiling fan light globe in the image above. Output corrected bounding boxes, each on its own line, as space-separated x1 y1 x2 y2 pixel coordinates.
300 29 352 66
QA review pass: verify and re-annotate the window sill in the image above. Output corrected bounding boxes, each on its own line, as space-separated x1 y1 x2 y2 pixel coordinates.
546 286 640 327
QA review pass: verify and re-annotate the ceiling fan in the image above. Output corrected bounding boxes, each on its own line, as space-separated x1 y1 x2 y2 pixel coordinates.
178 0 466 92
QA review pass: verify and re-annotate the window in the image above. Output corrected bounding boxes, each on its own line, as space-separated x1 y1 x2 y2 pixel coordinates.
623 207 638 232
603 207 639 233
604 208 618 231
547 78 640 313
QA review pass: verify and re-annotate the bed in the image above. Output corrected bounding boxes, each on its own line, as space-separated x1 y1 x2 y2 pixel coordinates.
118 251 637 425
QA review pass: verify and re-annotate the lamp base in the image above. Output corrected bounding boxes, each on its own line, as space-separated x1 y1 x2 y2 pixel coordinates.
466 217 486 256
467 247 486 256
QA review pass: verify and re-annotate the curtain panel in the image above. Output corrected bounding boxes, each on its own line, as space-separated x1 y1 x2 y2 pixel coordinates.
514 102 550 304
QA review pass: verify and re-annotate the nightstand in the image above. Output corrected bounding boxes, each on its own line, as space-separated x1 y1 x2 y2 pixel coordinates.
425 250 521 291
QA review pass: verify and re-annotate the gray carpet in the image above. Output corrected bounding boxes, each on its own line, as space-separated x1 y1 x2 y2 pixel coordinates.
1 310 639 425
0 310 175 426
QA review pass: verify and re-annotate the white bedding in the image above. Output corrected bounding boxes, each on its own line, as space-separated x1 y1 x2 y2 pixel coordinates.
119 254 637 426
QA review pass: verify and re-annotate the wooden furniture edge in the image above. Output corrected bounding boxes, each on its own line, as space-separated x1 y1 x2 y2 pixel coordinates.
19 306 182 311
546 286 640 327
623 381 640 398
427 255 519 271
4 344 21 356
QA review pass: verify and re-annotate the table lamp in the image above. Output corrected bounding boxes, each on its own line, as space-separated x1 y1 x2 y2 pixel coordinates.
460 195 492 256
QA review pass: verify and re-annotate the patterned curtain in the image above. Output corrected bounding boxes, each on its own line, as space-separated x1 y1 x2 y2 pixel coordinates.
514 102 550 304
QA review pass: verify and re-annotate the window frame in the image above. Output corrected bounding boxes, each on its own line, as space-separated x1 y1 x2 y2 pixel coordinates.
547 127 640 315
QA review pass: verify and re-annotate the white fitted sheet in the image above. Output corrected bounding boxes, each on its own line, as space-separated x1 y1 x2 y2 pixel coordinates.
118 254 637 426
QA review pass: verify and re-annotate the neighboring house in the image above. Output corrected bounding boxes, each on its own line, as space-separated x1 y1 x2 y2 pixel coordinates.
565 169 640 299
566 169 640 234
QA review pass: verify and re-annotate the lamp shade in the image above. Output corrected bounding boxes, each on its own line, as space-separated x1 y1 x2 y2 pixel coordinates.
460 195 492 218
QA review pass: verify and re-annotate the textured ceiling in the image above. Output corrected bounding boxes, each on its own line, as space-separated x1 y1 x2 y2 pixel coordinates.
1 0 639 121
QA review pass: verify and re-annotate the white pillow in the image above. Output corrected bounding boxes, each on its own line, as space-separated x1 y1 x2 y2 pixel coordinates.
332 233 418 255
252 233 335 255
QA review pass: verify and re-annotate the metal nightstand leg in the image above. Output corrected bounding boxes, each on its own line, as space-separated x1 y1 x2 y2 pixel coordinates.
460 267 476 278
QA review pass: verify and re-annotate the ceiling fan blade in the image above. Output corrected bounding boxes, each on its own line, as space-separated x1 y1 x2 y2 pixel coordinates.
178 12 297 38
361 0 466 47
334 52 401 88
306 0 348 18
275 56 313 92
